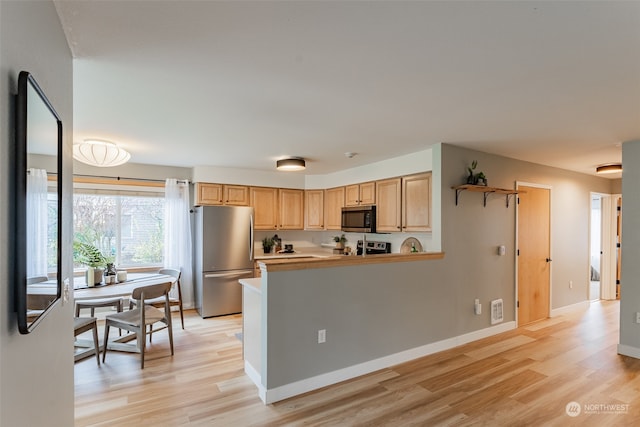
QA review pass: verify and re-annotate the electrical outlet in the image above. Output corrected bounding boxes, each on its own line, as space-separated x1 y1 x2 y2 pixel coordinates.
636 312 640 324
474 299 482 315
569 280 573 289
318 329 326 343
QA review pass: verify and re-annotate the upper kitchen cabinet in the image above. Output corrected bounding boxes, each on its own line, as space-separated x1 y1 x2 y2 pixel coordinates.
345 181 376 206
376 178 402 232
250 187 279 230
223 184 250 206
196 183 249 206
324 187 345 230
196 182 223 205
375 173 432 232
279 189 304 230
402 173 431 232
304 190 324 230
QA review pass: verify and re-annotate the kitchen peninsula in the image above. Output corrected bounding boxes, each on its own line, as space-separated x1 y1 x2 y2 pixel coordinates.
240 251 447 404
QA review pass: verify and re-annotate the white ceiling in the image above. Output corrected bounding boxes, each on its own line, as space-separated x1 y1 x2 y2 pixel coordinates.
54 1 640 177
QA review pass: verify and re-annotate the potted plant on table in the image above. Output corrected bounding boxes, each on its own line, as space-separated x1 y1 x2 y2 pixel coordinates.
73 241 107 285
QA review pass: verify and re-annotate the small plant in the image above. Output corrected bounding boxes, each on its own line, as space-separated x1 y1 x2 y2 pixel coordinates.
73 241 107 267
262 237 274 253
334 234 347 248
466 160 487 186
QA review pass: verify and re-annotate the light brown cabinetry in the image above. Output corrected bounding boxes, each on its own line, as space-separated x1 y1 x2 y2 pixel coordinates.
250 187 304 230
375 173 431 232
402 173 431 231
324 187 345 230
223 185 250 206
376 178 402 232
196 183 249 206
196 183 223 205
250 187 279 230
279 189 304 230
304 190 324 230
345 181 375 206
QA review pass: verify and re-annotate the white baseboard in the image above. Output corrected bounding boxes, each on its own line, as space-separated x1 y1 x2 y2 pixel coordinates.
255 321 516 404
550 300 589 317
617 344 640 359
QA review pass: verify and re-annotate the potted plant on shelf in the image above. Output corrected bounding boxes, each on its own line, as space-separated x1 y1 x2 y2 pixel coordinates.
73 241 107 285
262 237 274 254
466 160 487 186
334 234 347 250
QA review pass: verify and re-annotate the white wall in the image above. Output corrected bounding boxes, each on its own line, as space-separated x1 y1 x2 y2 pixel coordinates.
1 1 74 426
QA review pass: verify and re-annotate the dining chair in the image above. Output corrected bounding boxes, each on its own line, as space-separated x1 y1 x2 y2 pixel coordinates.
74 317 100 366
129 268 184 331
102 281 174 369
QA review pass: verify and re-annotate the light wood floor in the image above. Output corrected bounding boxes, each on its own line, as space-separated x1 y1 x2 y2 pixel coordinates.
75 300 640 426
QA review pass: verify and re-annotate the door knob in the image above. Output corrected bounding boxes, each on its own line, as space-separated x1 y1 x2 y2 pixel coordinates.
546 258 552 262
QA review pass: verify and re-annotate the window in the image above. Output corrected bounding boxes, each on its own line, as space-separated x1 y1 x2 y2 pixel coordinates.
73 190 164 269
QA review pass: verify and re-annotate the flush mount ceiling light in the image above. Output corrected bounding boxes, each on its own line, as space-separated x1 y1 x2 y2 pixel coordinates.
276 157 306 171
73 139 131 167
596 163 622 174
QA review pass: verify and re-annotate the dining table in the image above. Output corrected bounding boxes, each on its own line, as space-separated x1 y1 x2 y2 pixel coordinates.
68 272 177 360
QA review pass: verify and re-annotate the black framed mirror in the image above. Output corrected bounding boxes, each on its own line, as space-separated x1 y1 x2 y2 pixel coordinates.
15 71 63 334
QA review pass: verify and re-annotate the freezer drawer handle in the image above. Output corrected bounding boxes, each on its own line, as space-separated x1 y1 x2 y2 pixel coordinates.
204 271 253 278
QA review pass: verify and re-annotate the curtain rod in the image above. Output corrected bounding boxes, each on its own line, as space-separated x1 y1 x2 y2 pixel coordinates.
45 172 189 185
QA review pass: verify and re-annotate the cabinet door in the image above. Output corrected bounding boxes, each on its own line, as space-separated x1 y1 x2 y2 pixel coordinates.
196 183 223 205
224 185 250 206
324 187 345 230
403 173 431 232
304 190 324 230
250 187 278 230
376 178 402 232
279 189 304 230
345 184 361 206
359 181 376 205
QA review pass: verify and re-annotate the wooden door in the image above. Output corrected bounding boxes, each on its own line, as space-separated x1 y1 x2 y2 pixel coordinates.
345 184 361 206
196 183 223 205
376 178 401 232
403 173 431 232
304 190 324 230
224 185 249 206
250 187 278 230
279 189 304 230
324 187 345 230
517 185 551 325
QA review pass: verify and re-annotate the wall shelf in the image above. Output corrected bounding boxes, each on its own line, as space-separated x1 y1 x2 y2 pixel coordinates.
452 184 519 207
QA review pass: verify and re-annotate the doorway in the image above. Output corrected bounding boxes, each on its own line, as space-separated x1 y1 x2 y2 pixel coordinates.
590 195 602 301
517 184 551 326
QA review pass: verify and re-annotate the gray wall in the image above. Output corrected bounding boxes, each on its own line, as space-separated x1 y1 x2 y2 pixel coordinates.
620 141 640 353
1 1 74 426
263 143 617 389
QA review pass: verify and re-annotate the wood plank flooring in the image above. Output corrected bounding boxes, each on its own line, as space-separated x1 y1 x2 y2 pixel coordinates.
75 301 640 426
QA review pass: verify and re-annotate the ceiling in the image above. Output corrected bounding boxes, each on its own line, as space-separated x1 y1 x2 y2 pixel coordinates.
54 1 640 177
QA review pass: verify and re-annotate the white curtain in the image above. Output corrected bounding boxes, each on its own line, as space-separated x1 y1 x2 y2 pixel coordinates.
27 168 48 277
164 179 194 308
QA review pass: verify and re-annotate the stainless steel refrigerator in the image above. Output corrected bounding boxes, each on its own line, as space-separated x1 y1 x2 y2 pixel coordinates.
193 205 254 317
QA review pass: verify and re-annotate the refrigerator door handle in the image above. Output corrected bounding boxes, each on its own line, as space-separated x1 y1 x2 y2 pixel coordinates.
249 214 254 261
204 270 253 279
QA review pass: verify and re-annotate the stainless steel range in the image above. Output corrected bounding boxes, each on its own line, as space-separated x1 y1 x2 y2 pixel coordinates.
356 240 391 255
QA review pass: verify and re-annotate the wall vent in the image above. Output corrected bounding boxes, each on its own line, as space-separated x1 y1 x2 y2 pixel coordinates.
491 299 504 325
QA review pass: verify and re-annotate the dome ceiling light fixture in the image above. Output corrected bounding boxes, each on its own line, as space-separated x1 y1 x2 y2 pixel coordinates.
596 163 622 175
276 157 306 171
73 139 131 167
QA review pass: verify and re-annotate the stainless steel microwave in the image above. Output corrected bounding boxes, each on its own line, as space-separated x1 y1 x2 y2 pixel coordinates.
341 205 376 233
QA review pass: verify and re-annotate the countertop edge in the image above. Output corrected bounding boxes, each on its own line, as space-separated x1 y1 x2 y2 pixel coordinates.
258 252 445 272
